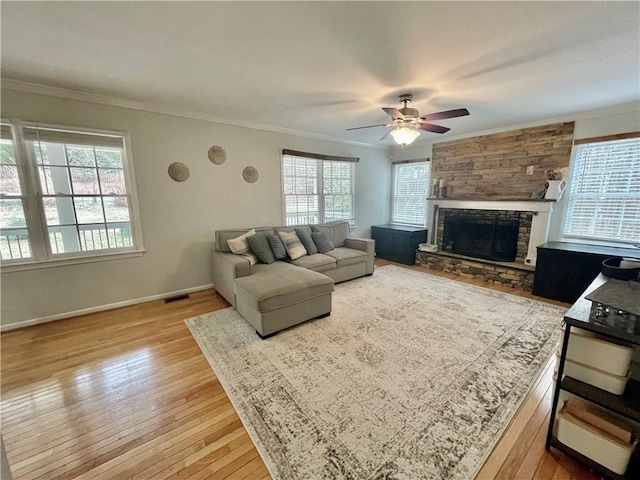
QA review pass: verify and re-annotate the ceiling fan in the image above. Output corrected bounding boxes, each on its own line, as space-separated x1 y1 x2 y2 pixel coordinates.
347 94 470 146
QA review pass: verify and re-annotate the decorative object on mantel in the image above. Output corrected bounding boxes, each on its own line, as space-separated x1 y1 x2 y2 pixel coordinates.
167 162 190 182
432 179 439 198
531 185 547 200
207 145 227 165
186 265 564 480
544 167 568 200
437 178 446 198
242 166 259 183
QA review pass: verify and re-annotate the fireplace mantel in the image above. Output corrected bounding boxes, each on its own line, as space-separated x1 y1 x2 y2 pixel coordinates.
426 198 557 266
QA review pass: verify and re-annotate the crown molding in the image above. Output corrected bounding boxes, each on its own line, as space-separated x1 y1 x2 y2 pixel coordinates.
1 78 388 150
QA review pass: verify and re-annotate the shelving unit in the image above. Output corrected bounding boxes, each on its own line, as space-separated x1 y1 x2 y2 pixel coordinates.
546 274 640 479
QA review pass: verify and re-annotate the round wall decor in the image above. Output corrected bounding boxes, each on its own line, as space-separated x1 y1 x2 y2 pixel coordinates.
242 166 259 183
168 162 190 182
208 146 227 165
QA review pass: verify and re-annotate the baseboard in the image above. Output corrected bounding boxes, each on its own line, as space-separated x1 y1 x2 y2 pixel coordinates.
1 284 215 332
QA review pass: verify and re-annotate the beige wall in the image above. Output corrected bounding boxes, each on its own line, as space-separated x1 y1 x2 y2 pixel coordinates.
0 88 392 328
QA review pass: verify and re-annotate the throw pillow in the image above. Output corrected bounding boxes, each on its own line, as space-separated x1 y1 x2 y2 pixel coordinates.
279 230 307 260
295 227 318 255
267 233 287 260
247 232 276 264
227 229 258 265
311 221 349 247
312 230 335 254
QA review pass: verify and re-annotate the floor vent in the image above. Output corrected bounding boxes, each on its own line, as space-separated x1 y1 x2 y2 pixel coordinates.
164 294 190 303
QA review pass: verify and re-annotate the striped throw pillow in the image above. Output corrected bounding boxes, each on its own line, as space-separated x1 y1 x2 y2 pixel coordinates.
267 233 287 260
279 230 307 260
311 230 335 253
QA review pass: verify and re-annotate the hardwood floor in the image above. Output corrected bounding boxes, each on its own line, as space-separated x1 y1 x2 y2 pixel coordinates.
1 261 601 479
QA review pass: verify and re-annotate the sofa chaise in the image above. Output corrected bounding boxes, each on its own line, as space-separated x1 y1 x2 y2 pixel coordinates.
211 221 375 337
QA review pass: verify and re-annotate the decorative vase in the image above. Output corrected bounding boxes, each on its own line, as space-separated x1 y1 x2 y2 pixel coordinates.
545 180 567 200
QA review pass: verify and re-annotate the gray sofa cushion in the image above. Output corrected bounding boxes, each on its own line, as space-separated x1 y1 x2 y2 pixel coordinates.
289 253 336 273
234 262 334 312
325 247 367 268
311 221 349 247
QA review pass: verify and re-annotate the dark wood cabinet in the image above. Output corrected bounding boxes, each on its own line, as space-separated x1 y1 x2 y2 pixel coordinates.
533 242 639 303
371 224 427 265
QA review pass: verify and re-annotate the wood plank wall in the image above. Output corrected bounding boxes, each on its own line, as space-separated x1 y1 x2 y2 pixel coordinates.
432 122 575 199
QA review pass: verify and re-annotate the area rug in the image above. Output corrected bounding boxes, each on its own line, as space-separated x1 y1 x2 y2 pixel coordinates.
186 265 565 479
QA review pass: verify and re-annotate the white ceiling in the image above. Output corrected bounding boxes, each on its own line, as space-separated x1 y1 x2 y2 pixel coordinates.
1 1 639 147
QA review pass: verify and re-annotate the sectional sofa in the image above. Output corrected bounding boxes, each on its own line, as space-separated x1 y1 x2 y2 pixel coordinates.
211 221 375 337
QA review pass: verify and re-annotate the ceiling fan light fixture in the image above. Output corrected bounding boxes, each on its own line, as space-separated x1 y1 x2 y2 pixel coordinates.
390 127 420 146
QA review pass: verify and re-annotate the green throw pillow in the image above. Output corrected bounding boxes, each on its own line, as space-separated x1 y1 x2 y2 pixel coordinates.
247 232 276 264
295 227 318 255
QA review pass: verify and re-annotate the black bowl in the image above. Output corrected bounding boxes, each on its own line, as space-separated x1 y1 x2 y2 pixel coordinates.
602 257 640 281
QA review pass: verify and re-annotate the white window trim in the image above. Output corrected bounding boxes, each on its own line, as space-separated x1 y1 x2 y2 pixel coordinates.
390 160 430 227
1 119 145 270
560 135 640 248
280 153 357 226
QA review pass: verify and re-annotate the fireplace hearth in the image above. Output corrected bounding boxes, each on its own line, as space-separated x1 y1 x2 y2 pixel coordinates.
443 211 520 262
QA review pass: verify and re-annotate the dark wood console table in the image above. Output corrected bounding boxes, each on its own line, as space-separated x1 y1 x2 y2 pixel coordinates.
371 224 427 265
546 274 640 479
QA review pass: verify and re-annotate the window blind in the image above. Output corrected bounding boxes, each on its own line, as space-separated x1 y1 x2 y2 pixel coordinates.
0 124 13 140
282 152 355 226
564 137 640 245
22 126 124 148
392 162 430 226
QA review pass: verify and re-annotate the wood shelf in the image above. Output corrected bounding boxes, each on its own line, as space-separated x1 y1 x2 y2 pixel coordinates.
561 377 640 422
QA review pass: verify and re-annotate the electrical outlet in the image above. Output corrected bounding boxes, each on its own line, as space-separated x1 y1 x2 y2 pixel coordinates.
526 165 534 175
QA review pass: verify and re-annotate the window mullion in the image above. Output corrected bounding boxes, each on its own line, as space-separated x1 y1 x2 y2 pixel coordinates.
318 159 325 223
12 121 50 260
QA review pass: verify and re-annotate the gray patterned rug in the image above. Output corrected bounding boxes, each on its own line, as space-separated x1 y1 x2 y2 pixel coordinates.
186 265 565 479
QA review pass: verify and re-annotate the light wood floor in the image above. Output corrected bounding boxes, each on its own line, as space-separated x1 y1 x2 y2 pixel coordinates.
1 261 601 479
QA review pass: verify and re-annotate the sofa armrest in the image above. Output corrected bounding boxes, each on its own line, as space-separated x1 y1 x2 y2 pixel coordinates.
344 237 375 254
344 237 375 274
211 250 252 307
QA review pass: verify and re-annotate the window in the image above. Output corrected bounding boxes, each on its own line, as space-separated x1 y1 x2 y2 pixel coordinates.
0 121 143 266
282 150 357 226
392 161 430 226
563 136 640 245
0 124 30 259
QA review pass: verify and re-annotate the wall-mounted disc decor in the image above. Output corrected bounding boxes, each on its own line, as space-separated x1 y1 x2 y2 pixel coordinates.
208 146 227 165
242 166 259 183
168 162 190 182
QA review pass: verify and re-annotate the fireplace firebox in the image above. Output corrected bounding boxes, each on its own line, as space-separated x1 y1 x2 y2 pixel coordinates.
443 211 520 262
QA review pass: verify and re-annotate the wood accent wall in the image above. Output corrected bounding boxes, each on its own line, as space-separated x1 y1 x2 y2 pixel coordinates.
432 122 574 199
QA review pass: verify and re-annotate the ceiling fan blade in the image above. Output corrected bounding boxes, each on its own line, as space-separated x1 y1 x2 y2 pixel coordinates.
346 123 390 131
417 123 450 134
380 130 392 141
382 107 404 120
419 108 470 121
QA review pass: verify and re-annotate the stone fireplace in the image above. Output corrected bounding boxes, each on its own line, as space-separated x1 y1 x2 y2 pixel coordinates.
416 199 555 290
413 122 573 290
442 210 522 262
